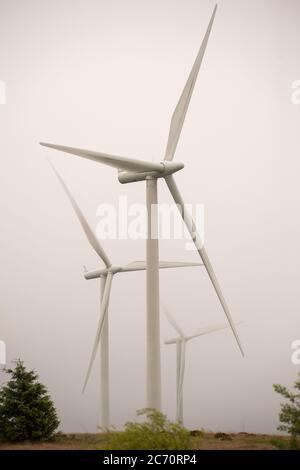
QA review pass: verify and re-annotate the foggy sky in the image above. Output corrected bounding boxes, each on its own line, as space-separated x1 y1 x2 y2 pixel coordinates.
1 0 300 433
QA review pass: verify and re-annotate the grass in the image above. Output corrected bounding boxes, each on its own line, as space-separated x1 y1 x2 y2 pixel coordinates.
0 432 291 450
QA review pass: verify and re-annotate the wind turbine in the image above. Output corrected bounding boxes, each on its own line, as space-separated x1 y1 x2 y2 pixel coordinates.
48 161 202 428
40 4 244 412
163 306 236 424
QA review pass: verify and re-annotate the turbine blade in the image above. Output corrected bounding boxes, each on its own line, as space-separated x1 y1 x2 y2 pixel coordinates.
83 273 113 392
177 341 186 422
187 324 229 340
165 175 244 357
164 5 217 161
162 305 185 338
48 160 111 268
188 321 243 340
41 143 163 173
159 261 202 269
120 261 147 272
176 341 182 422
120 260 202 272
167 322 242 344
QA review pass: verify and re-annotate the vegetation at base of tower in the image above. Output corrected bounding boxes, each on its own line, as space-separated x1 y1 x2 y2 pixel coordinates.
273 373 300 449
0 360 60 442
106 408 193 450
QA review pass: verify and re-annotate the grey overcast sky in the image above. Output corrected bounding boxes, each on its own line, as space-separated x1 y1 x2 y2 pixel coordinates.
1 0 300 433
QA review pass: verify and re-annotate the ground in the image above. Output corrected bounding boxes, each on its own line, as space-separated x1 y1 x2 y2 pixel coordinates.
0 432 290 450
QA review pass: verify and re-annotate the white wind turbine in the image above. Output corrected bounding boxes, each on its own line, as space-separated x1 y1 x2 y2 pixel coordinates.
41 4 244 412
48 161 202 428
163 306 237 424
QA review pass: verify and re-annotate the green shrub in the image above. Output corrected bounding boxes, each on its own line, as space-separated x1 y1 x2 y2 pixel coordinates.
270 437 298 450
273 373 300 448
0 360 60 442
270 438 286 450
107 408 191 450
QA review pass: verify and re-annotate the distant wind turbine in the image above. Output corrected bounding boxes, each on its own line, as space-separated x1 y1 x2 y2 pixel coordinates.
49 161 202 428
163 305 240 424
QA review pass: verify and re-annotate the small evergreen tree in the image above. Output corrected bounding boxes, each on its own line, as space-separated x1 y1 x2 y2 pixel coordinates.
274 373 300 448
0 360 60 441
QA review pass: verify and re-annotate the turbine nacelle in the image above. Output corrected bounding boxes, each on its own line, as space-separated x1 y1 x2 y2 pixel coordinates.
165 337 187 345
84 266 122 279
118 161 184 184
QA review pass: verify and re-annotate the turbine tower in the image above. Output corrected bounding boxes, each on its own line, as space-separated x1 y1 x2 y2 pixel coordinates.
49 161 202 428
41 4 244 412
163 306 238 424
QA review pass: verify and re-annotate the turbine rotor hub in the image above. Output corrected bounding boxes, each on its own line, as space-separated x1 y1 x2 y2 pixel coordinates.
118 161 184 184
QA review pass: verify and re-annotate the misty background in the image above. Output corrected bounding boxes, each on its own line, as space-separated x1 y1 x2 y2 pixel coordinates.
0 0 300 433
